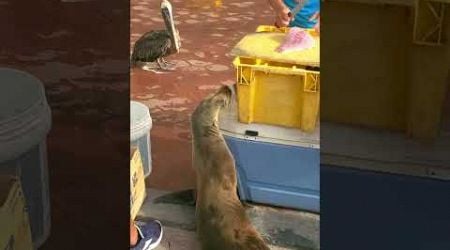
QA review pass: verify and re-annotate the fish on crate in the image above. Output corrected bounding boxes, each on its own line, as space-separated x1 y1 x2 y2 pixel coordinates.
276 27 315 53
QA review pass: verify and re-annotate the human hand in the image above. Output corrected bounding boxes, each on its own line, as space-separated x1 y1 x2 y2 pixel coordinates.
274 4 292 28
310 11 320 34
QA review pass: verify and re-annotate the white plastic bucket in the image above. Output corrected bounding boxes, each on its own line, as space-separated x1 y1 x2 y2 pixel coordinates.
130 101 152 177
0 68 52 249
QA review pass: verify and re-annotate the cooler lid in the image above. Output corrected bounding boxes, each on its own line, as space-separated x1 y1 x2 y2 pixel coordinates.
219 94 319 149
0 68 52 162
0 68 45 121
130 101 152 141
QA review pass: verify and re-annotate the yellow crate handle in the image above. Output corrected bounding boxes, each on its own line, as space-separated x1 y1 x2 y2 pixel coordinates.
256 25 289 33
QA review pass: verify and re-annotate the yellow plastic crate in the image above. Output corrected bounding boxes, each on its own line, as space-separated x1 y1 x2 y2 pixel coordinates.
256 25 290 33
255 25 317 36
231 26 319 67
233 57 320 132
231 25 320 132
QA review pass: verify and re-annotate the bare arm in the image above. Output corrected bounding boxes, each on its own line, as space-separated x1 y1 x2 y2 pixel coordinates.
267 0 285 11
310 11 320 33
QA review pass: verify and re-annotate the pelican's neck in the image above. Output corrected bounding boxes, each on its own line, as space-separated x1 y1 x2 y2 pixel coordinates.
161 0 179 52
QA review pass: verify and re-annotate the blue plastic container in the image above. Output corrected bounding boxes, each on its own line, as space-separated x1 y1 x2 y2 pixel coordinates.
130 101 152 177
219 97 320 212
0 68 52 248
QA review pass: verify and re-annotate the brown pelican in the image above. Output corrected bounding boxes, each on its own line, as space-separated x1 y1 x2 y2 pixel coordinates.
131 0 181 71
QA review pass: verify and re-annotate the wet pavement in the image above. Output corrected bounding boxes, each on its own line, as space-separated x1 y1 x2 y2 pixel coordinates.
137 189 320 250
130 0 274 190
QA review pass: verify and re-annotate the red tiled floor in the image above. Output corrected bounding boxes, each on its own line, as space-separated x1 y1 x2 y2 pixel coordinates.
130 0 273 190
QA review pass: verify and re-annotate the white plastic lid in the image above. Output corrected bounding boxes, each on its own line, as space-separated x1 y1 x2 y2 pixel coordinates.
130 101 152 141
0 68 52 162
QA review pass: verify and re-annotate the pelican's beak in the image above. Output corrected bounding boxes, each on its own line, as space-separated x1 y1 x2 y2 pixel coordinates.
161 0 180 53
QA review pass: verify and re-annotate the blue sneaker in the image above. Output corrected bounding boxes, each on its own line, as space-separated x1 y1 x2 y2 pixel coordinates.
131 220 164 250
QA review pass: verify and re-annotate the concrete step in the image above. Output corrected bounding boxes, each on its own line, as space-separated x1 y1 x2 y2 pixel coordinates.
137 189 320 250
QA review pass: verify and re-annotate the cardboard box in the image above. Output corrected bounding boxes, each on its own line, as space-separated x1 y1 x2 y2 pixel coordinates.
0 175 33 250
130 147 146 221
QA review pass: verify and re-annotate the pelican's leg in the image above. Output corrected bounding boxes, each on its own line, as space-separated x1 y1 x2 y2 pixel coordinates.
158 58 176 71
141 60 167 74
156 58 165 69
161 58 176 67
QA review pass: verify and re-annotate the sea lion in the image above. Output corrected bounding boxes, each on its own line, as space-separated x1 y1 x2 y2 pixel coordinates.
191 85 270 250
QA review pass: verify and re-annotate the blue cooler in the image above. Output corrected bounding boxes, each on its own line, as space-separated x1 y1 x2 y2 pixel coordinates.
219 98 320 213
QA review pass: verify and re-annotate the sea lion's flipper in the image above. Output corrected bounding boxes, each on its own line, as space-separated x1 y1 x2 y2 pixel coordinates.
153 189 196 206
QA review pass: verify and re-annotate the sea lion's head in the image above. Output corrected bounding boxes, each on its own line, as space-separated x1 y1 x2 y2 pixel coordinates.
191 84 233 128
